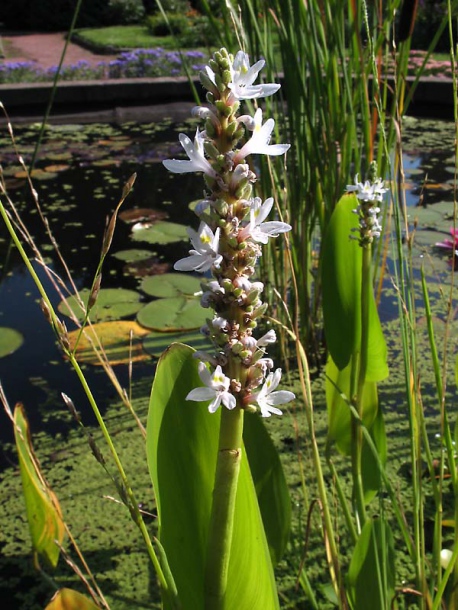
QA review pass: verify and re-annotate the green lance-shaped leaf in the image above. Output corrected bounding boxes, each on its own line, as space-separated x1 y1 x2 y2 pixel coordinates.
347 517 396 610
326 355 378 455
321 193 388 382
243 412 291 565
146 343 279 610
14 404 65 569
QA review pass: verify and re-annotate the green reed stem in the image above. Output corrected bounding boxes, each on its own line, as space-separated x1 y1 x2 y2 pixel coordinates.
204 406 244 610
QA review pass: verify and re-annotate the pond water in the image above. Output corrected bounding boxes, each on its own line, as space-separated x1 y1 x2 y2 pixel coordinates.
0 114 457 460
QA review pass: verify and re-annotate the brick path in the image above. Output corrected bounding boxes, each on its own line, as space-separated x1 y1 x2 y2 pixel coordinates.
1 32 118 69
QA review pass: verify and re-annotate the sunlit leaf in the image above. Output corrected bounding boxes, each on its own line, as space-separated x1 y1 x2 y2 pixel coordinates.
58 288 143 322
322 193 388 381
137 296 208 331
45 588 99 610
0 327 24 358
67 321 150 365
141 273 201 298
146 344 279 610
243 413 291 565
326 355 378 456
14 404 65 569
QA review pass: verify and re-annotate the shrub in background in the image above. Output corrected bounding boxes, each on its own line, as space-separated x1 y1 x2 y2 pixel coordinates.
0 0 145 31
145 10 218 47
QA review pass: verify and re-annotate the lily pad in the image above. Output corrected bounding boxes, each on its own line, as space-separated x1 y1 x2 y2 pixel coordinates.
112 249 154 263
137 296 208 331
0 327 24 358
67 321 150 366
142 329 209 357
132 221 188 245
140 273 201 298
58 288 143 322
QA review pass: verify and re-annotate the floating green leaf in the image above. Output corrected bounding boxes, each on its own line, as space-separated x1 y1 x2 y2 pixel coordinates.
143 330 208 357
67 321 150 366
0 327 24 358
141 273 201 298
146 343 279 610
137 296 208 331
347 517 396 610
132 221 188 245
14 404 65 569
112 249 154 263
58 288 143 322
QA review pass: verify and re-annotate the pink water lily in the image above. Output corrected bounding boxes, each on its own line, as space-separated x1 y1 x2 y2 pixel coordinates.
435 228 458 251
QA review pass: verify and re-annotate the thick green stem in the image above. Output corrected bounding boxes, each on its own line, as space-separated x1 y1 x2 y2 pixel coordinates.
204 406 244 610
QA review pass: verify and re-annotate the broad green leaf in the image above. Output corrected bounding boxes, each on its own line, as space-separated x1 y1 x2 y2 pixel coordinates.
58 288 143 322
67 321 150 365
326 355 378 455
132 221 188 245
243 412 291 565
347 517 396 610
137 296 208 331
141 273 201 298
14 404 65 568
146 343 279 610
45 588 99 609
322 194 388 381
0 327 23 358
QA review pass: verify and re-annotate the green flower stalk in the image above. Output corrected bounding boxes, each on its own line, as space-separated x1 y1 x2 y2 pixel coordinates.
163 48 294 608
346 162 387 529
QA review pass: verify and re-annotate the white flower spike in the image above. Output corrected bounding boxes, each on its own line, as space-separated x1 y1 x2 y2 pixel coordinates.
174 222 223 273
346 174 387 202
234 108 290 162
252 368 295 417
163 130 216 177
228 51 281 100
186 363 236 413
241 197 291 244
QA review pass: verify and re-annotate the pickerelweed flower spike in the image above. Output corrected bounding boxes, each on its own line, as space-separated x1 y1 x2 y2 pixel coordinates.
163 47 294 417
234 108 290 163
174 223 222 272
346 162 386 247
163 130 216 177
252 369 295 418
228 51 281 100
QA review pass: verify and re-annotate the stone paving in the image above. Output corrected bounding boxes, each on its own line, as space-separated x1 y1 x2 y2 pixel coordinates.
1 32 118 69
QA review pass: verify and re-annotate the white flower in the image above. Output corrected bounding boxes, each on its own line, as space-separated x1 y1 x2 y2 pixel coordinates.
228 51 281 100
252 368 295 417
440 549 453 570
186 363 236 413
257 329 276 347
163 130 216 177
234 109 290 162
346 175 387 202
174 222 223 273
240 197 291 244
